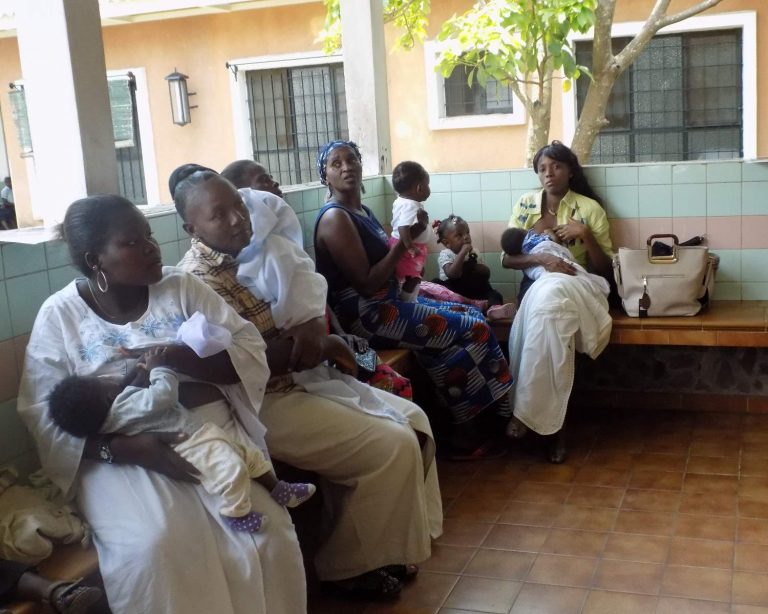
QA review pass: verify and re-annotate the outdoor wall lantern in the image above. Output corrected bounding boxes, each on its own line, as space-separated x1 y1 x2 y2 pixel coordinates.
165 69 196 126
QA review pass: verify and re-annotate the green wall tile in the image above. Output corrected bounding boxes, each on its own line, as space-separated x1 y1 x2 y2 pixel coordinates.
741 282 768 300
451 192 484 222
672 164 706 184
672 184 706 217
48 265 78 293
706 184 741 217
706 162 741 183
510 171 538 190
713 282 740 300
741 182 768 216
481 191 513 221
741 250 768 282
160 241 181 265
451 173 481 192
605 186 639 218
363 177 384 197
429 174 451 192
712 249 741 282
45 240 71 269
7 272 51 336
148 213 178 243
605 166 638 186
283 190 303 213
638 165 671 185
175 213 187 238
0 282 12 341
302 211 316 248
638 185 672 217
426 193 453 222
2 243 46 278
480 172 511 191
742 162 768 182
177 238 192 261
583 166 606 187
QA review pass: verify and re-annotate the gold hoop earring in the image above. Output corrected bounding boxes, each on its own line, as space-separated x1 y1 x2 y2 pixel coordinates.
96 269 109 293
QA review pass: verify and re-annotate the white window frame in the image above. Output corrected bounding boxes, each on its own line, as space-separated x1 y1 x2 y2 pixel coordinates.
107 67 160 206
228 50 344 164
562 11 757 160
423 40 526 131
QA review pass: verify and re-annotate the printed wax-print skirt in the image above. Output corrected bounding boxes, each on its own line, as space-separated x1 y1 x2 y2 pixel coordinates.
331 281 513 423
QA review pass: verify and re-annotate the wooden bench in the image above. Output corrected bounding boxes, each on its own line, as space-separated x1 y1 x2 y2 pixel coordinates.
491 300 768 347
4 347 415 614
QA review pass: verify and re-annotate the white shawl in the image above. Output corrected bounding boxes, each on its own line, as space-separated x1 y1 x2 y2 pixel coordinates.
508 273 612 435
235 188 327 329
525 241 610 297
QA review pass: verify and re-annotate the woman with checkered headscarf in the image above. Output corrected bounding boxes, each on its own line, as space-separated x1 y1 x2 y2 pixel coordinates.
314 140 514 460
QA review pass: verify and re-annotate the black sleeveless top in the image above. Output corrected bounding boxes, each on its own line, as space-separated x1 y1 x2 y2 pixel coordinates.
315 201 391 293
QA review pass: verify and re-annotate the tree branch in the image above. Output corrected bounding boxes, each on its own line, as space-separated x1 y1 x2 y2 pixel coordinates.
659 0 723 28
591 0 617 71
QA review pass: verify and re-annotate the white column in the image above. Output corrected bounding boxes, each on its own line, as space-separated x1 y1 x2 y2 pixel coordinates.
339 0 391 176
15 0 118 227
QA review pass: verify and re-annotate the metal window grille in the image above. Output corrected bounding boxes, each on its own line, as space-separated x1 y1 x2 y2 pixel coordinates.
246 64 348 186
444 67 514 117
575 29 742 163
112 73 147 205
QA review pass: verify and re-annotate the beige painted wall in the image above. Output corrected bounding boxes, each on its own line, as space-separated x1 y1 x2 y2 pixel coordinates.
0 0 763 223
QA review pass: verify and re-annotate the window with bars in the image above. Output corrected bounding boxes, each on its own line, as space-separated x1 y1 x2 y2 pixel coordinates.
245 63 348 186
443 68 515 117
575 29 743 163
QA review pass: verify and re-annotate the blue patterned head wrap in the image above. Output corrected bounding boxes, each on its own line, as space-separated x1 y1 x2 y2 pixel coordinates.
316 140 362 185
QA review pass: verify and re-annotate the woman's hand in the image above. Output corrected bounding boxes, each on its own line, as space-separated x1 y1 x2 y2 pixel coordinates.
554 218 591 244
339 333 369 353
110 432 200 483
539 253 577 275
323 334 359 378
280 317 327 371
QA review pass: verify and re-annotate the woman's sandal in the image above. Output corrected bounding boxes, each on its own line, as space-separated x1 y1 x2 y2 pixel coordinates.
506 416 529 440
381 564 418 583
548 435 567 464
45 578 103 614
322 569 403 601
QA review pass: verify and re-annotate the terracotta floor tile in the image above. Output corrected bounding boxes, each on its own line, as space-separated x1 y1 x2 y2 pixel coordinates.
690 440 742 457
632 452 687 471
582 450 635 470
736 543 768 573
614 509 677 536
510 481 572 504
641 439 692 455
539 529 607 558
481 524 549 552
572 466 631 487
741 456 768 477
581 590 658 614
524 553 597 587
660 565 732 602
675 513 737 541
463 549 535 580
628 469 684 491
551 505 618 532
740 477 768 501
435 519 493 547
565 485 624 508
656 596 730 613
498 501 560 527
524 464 578 484
687 455 739 475
739 517 768 544
592 559 663 594
602 533 670 563
667 537 734 569
446 497 506 523
442 576 522 614
508 583 586 614
740 498 768 519
733 571 768 606
420 544 477 574
678 491 738 516
621 489 681 512
683 473 738 495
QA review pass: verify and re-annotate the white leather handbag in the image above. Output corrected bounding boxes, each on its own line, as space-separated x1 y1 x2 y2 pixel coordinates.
612 234 719 317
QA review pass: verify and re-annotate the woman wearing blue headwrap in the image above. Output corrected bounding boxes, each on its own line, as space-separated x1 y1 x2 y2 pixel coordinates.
314 141 514 459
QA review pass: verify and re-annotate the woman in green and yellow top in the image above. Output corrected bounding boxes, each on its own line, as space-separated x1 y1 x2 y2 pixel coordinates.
502 141 615 463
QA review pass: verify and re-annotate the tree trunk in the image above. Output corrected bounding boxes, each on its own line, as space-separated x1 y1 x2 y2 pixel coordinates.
570 66 619 163
524 62 554 166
